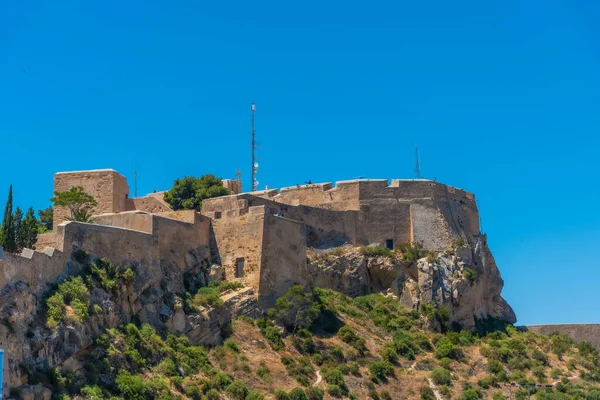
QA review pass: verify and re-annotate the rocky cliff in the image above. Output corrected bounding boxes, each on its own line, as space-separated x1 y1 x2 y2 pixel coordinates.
0 251 260 395
307 236 515 332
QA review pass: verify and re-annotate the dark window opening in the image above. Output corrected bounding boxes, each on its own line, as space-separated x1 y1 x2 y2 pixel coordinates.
214 211 222 219
385 239 394 250
235 258 245 278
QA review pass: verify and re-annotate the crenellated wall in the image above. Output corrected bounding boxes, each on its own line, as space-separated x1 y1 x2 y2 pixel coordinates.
2 211 211 296
203 179 479 251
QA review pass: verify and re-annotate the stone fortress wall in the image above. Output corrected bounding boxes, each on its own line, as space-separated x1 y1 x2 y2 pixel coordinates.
0 210 211 296
525 325 600 351
1 170 485 315
202 178 481 251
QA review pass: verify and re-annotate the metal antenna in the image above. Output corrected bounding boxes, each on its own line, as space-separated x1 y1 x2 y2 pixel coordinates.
251 102 259 191
414 146 421 179
134 163 138 198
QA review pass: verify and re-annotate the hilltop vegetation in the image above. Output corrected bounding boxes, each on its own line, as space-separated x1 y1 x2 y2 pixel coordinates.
26 285 600 400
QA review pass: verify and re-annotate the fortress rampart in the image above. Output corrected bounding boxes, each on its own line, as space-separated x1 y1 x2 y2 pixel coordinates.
208 205 309 305
525 324 600 351
1 211 211 296
203 178 480 251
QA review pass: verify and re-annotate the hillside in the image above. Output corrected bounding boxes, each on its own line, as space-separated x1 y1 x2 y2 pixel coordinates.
16 282 600 400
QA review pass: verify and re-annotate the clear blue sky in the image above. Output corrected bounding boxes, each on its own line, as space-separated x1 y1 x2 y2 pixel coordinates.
1 0 599 325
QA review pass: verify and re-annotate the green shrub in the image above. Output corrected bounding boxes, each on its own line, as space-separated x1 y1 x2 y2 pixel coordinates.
90 258 134 294
380 391 392 400
431 368 452 386
532 348 548 365
412 332 433 351
550 368 562 379
477 375 497 389
302 337 316 354
80 385 104 399
439 386 452 398
311 353 324 365
257 364 271 380
368 361 394 382
206 389 220 400
487 359 503 374
338 326 367 354
224 339 239 353
283 356 314 386
273 285 322 330
247 392 265 400
274 389 291 400
226 380 249 400
211 372 233 390
210 280 245 293
329 346 345 362
439 357 452 370
289 387 308 400
458 388 482 400
116 370 146 400
46 276 90 329
455 236 467 248
420 386 435 400
323 368 345 387
360 245 394 258
185 385 202 400
305 387 324 400
380 344 398 363
550 333 572 359
265 326 284 350
463 268 477 284
193 287 224 309
533 365 546 382
396 242 425 263
327 385 344 398
435 341 463 361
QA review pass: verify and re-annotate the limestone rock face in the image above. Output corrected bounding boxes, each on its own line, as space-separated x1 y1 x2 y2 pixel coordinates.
0 253 260 393
307 239 515 331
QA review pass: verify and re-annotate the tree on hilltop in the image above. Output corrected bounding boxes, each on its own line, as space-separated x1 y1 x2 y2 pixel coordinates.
38 206 53 232
51 186 98 223
164 175 230 211
0 185 17 252
13 206 23 248
19 207 39 250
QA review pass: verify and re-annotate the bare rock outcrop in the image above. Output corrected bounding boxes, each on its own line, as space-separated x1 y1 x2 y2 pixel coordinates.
307 239 515 331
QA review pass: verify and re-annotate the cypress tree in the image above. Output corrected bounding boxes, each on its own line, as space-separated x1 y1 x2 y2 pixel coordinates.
22 207 39 250
13 206 23 252
0 185 16 252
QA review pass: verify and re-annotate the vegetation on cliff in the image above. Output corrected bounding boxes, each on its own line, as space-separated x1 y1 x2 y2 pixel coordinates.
45 255 135 330
27 284 600 400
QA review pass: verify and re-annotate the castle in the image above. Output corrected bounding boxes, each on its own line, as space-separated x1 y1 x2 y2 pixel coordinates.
0 168 493 396
20 169 481 305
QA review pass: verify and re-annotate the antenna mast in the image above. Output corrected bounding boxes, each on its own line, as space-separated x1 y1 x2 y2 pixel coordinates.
134 164 139 198
251 102 258 191
414 147 421 179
